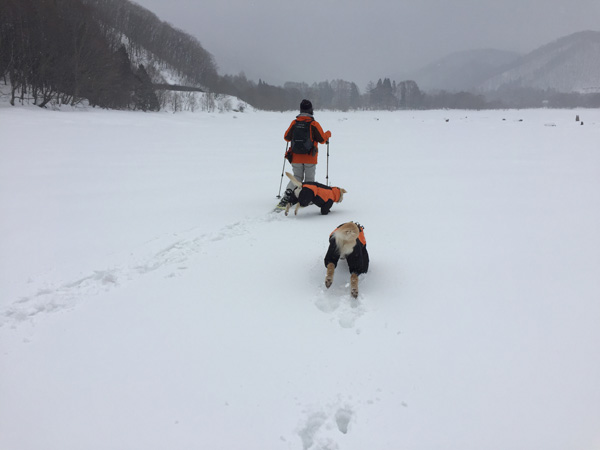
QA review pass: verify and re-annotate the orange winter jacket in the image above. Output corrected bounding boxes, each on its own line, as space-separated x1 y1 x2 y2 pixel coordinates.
300 183 342 206
284 114 331 164
296 182 343 215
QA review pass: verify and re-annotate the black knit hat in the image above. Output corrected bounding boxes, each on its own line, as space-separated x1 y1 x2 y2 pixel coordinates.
300 99 313 114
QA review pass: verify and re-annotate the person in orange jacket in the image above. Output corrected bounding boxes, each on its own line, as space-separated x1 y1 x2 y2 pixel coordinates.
277 99 331 209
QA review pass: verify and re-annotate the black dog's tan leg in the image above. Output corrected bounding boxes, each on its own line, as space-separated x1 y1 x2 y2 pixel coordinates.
325 263 335 288
284 203 291 216
350 273 359 298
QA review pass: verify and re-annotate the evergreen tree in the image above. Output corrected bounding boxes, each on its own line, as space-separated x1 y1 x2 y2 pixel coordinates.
396 80 423 109
112 45 136 108
133 64 159 111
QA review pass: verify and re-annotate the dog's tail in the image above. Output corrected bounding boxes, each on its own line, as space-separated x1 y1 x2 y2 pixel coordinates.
285 172 303 189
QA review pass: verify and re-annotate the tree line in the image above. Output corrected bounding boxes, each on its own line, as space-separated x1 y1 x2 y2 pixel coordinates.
219 76 491 111
214 75 491 111
361 77 600 110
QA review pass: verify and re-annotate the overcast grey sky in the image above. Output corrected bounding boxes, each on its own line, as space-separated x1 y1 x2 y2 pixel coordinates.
131 0 600 90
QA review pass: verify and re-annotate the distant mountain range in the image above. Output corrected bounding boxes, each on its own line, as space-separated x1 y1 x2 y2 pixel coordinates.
404 49 521 92
405 31 600 94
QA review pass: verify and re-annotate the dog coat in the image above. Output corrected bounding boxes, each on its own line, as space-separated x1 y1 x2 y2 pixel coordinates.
297 182 343 215
324 223 369 275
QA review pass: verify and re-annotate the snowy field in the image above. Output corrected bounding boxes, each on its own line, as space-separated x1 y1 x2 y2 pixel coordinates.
1 105 599 450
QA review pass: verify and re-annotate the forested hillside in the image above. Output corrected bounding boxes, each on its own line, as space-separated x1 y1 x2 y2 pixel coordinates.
82 0 219 88
0 0 218 110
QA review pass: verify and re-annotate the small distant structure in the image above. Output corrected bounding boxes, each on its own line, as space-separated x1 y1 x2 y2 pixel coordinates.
153 84 204 92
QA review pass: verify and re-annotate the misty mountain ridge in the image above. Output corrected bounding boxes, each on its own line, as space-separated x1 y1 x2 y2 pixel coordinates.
409 31 600 94
404 49 521 92
479 30 600 93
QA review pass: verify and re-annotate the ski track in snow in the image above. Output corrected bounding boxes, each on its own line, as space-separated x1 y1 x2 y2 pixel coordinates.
0 212 284 328
1 211 368 330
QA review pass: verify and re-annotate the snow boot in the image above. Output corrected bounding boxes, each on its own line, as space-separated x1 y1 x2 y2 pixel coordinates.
275 189 294 211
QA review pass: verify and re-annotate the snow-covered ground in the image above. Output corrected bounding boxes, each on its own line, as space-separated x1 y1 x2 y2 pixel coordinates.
1 105 599 450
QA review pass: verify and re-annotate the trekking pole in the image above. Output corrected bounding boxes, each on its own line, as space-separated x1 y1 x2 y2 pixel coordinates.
277 142 289 198
326 141 330 186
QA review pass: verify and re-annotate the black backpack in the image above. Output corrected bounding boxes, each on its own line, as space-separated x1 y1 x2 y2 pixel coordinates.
291 120 314 154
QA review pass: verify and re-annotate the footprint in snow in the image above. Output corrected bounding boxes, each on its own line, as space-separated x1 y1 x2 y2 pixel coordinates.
297 405 355 449
314 275 367 329
297 411 328 450
334 407 353 434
